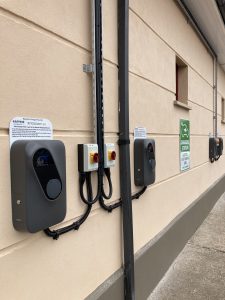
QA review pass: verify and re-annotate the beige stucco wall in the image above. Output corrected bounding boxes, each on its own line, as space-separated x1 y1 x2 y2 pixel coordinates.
0 1 225 299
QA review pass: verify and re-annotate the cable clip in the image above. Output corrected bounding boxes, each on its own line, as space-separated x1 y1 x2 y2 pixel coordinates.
117 139 130 146
83 64 94 73
73 223 80 231
53 231 60 240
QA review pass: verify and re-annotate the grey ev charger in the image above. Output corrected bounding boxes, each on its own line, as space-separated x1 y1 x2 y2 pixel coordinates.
134 138 156 186
10 140 66 233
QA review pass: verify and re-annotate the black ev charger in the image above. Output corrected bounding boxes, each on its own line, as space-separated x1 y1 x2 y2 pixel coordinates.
134 139 156 186
209 137 223 163
10 140 66 233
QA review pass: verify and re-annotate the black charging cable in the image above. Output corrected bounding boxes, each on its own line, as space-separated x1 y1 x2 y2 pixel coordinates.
102 168 113 199
99 167 121 212
99 178 147 213
99 195 121 212
79 168 102 205
44 172 93 240
131 186 147 200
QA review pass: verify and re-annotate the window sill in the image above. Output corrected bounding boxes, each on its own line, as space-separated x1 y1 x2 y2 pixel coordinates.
221 119 225 124
173 100 192 111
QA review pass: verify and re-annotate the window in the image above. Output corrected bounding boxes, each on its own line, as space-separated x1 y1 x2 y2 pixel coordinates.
175 56 188 104
222 98 225 123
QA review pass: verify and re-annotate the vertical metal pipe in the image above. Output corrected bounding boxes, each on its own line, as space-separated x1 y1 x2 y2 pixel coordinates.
213 60 215 137
94 0 104 155
91 0 97 143
214 57 218 137
118 1 135 299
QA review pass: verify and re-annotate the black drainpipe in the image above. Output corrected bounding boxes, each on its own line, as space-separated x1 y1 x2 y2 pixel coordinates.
118 1 135 299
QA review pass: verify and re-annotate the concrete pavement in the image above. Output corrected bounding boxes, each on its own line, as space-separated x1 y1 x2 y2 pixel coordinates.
148 193 225 300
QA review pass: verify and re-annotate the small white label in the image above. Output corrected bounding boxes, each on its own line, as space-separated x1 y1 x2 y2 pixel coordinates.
180 151 190 171
10 117 53 147
134 127 147 140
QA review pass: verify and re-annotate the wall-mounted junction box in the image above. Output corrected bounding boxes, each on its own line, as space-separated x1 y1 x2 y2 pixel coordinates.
104 143 116 168
78 144 99 172
10 140 66 233
134 139 156 186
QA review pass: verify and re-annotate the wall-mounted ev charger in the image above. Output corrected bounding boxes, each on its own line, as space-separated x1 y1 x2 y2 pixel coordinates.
134 138 156 186
10 140 66 233
209 137 223 162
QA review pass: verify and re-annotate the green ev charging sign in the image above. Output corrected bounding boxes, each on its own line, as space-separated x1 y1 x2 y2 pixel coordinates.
180 119 190 171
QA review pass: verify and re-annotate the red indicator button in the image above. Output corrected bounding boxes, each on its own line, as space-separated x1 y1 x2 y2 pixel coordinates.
93 153 99 163
90 152 99 164
111 151 116 160
110 151 116 161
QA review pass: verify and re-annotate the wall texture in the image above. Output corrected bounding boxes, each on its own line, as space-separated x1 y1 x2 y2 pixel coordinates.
0 1 224 299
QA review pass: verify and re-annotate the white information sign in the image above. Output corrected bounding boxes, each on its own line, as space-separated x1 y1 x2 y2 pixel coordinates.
179 119 190 171
134 127 147 140
10 117 53 147
180 150 190 171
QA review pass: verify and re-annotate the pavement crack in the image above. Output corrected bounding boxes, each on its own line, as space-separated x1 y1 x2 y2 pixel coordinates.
189 242 225 255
